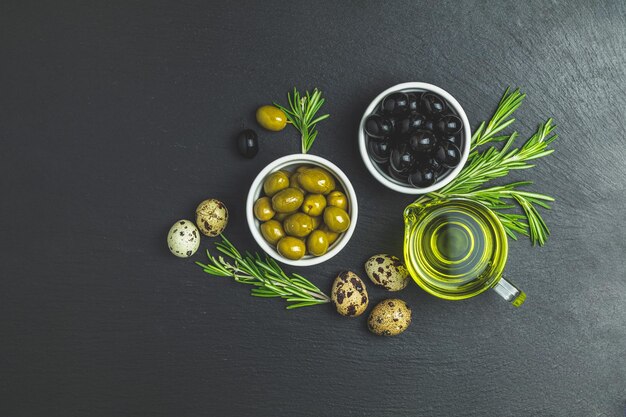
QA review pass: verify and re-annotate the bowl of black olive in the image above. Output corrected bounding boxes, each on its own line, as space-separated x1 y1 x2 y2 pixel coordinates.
358 82 471 194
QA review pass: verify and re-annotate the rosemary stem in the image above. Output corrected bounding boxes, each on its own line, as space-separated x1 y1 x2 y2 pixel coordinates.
413 88 556 245
197 235 331 309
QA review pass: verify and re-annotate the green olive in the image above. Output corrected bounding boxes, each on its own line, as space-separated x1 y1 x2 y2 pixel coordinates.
323 206 351 233
276 236 306 260
320 225 339 245
253 197 275 221
326 190 348 210
296 165 313 173
297 167 336 195
301 194 327 216
256 105 287 131
260 220 285 245
307 230 329 256
273 211 295 222
311 216 322 229
283 212 314 237
263 171 289 197
289 172 304 191
271 188 304 213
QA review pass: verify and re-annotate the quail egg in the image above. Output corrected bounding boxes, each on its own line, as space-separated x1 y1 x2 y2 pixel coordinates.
365 254 409 291
331 271 369 317
195 199 229 237
167 220 200 258
368 299 412 336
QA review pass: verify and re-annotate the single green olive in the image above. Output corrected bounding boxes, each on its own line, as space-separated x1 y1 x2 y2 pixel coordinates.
320 225 339 245
323 206 351 233
307 230 329 257
283 212 314 237
301 194 327 216
271 188 304 213
289 172 304 191
296 165 313 173
326 190 348 210
276 236 306 260
253 197 275 221
297 167 336 195
263 171 289 197
260 220 285 245
256 105 287 132
273 211 295 222
311 216 322 230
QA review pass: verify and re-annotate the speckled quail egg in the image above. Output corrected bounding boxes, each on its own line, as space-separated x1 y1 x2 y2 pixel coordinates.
195 199 229 237
365 254 409 291
167 220 200 258
368 299 412 336
331 271 369 317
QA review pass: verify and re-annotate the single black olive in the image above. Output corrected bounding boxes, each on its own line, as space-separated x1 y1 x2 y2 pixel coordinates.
434 142 462 168
441 134 462 147
367 138 392 164
425 157 443 173
408 130 437 153
396 112 427 136
407 92 421 112
236 129 259 158
365 114 394 138
436 114 463 135
420 93 447 115
408 166 437 188
395 117 410 137
381 92 409 115
422 119 435 131
389 142 416 173
387 164 410 182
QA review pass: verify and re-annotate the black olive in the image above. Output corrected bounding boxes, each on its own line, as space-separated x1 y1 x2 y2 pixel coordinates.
407 92 421 112
236 129 259 158
389 142 415 173
434 142 462 168
422 119 435 131
396 112 427 136
408 166 437 188
441 134 462 147
381 92 409 115
395 117 411 137
365 114 394 138
421 93 447 115
367 138 392 164
425 157 443 173
436 114 463 135
387 164 410 182
408 131 437 153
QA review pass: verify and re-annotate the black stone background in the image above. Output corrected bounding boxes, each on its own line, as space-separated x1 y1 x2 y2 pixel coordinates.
1 1 625 416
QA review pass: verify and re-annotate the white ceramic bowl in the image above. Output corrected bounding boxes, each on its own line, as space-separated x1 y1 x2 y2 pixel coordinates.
246 154 358 266
358 82 471 194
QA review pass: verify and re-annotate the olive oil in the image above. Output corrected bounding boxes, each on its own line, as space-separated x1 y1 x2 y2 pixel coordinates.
404 198 508 300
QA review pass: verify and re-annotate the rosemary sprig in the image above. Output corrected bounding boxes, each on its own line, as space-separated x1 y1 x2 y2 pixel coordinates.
416 88 558 245
274 88 330 153
195 235 331 309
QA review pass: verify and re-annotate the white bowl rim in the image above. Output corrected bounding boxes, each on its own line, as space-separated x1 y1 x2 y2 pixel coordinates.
246 154 358 267
358 82 471 195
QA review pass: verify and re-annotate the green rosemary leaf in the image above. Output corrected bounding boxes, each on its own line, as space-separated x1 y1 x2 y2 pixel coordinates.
415 88 557 245
274 87 329 154
197 235 331 309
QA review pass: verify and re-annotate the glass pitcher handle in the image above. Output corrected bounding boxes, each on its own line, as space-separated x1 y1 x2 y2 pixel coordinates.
493 276 526 307
403 201 423 228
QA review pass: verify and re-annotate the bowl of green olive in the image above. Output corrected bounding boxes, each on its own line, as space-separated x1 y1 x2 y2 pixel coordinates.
246 154 358 266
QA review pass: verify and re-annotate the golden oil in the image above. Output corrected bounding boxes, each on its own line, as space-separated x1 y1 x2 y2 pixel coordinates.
403 198 508 300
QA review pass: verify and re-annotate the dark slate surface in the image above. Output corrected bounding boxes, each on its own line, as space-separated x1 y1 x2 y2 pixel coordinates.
1 1 625 416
